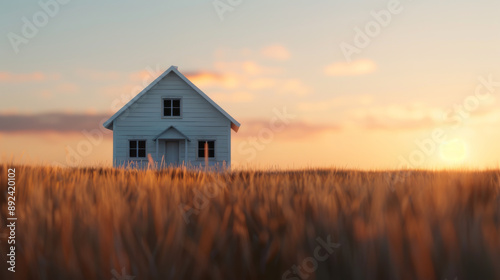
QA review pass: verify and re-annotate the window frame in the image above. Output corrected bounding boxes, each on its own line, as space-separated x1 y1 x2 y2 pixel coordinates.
129 139 147 159
162 97 182 118
197 140 216 159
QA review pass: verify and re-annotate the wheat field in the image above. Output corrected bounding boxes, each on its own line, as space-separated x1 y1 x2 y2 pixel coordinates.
0 164 499 280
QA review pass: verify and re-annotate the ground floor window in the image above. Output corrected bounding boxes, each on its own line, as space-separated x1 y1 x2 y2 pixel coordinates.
198 140 215 158
129 140 146 158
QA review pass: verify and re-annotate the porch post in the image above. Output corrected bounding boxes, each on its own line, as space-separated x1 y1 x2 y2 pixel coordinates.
184 139 188 165
156 140 159 161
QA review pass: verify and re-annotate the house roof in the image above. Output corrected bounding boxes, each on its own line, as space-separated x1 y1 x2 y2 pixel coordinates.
153 126 191 141
103 65 240 132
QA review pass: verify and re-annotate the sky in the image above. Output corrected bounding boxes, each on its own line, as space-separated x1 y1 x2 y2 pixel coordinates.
1 0 500 169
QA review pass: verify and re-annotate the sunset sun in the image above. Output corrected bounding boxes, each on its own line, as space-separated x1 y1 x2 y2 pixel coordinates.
439 139 468 163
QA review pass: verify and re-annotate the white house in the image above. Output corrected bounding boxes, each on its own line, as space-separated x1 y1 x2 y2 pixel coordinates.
103 66 240 168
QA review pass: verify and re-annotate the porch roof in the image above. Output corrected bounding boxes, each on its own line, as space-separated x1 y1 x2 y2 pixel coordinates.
153 126 191 142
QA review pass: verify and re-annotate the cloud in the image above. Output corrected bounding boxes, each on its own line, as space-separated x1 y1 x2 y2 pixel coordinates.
77 67 162 83
186 68 311 97
0 72 60 83
277 79 312 96
351 104 445 130
0 112 340 141
37 83 80 100
211 92 255 103
260 44 291 61
98 84 140 97
185 71 240 89
129 67 163 83
96 67 164 99
470 109 500 125
38 90 53 100
247 78 277 90
0 112 111 133
300 99 458 130
76 69 122 81
235 119 341 139
214 61 282 76
214 47 254 59
298 95 373 112
324 59 376 76
56 83 79 93
299 98 500 131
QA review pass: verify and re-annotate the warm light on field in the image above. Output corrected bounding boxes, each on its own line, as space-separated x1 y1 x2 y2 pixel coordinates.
439 138 468 163
1 164 499 279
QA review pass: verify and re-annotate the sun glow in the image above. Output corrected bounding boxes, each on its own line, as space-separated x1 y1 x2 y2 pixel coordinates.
439 139 468 163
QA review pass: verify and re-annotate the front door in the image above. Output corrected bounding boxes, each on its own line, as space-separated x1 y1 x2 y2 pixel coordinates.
165 141 179 166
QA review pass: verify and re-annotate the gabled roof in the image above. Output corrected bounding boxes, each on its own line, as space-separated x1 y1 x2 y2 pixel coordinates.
153 126 191 141
103 65 240 132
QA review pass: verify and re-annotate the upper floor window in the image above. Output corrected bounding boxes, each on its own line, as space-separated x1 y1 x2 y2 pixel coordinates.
163 98 181 117
129 140 146 158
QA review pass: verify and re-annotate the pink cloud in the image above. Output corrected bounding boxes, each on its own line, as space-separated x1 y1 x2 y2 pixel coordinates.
350 104 445 130
57 83 79 93
0 112 341 141
247 78 277 90
129 68 163 83
98 84 138 97
76 67 163 83
76 69 121 81
186 69 312 98
260 44 291 61
0 72 60 83
298 95 374 112
185 71 240 89
235 119 341 140
211 92 255 103
214 61 282 76
0 112 111 134
277 79 312 96
37 83 80 100
38 90 53 100
324 59 376 76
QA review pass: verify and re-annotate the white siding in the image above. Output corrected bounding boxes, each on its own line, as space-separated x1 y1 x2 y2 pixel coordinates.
112 72 232 168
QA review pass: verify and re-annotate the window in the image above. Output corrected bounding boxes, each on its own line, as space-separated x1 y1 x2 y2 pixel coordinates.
163 98 181 117
129 140 146 158
198 140 215 158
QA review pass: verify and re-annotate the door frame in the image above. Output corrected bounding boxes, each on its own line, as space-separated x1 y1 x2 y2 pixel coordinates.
164 140 180 166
